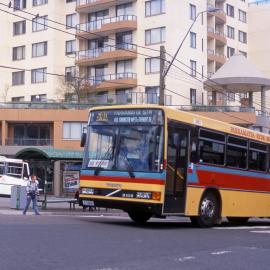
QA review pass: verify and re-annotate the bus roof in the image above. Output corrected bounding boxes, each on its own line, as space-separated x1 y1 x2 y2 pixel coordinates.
89 105 270 144
0 156 24 163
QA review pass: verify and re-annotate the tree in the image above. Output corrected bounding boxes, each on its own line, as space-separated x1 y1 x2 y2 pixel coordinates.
57 70 93 103
1 84 10 102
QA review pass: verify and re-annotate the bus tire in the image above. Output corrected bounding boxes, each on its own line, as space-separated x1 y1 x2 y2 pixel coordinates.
128 211 152 225
192 191 220 228
227 217 249 225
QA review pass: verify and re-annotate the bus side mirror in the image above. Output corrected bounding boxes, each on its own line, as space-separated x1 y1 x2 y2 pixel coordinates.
81 127 87 147
173 134 180 148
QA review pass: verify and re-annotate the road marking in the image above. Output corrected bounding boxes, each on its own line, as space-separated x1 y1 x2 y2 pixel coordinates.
177 256 196 262
250 230 270 234
214 226 270 230
211 251 232 255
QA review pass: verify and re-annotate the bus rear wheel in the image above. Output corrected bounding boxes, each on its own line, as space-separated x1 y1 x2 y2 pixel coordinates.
128 211 152 225
191 191 220 228
227 217 249 225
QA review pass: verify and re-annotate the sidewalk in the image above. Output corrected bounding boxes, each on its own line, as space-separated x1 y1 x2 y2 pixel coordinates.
0 196 123 216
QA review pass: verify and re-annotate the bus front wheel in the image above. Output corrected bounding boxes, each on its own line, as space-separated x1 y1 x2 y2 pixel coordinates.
227 217 249 225
191 191 220 228
128 211 152 225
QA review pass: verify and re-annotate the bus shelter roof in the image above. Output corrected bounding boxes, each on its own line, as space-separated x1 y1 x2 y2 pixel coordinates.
204 54 270 92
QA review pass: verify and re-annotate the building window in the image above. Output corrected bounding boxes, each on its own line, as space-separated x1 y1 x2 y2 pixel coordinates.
66 0 76 2
65 66 76 82
116 60 133 75
116 88 132 104
227 47 235 58
31 68 47 83
66 13 76 29
33 0 48 6
145 0 165 17
31 94 47 102
228 92 235 102
32 41 47 57
65 40 76 55
11 96 25 102
239 9 247 23
12 71 25 86
190 4 196 20
146 86 159 104
190 60 196 76
13 20 26 35
239 30 247 43
145 27 166 45
190 32 196 48
145 58 160 74
14 0 26 10
12 46 25 60
63 122 87 140
190 88 196 104
116 3 133 16
227 26 235 39
32 15 48 32
226 4 234 17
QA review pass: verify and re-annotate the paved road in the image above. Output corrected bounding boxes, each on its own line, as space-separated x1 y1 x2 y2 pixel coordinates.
1 213 270 270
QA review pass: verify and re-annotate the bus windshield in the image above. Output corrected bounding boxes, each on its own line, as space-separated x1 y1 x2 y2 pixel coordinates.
83 124 164 173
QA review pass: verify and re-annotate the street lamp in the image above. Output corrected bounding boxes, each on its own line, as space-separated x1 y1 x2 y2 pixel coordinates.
159 7 221 105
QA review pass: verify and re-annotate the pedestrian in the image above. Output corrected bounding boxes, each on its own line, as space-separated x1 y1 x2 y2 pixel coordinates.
22 174 40 215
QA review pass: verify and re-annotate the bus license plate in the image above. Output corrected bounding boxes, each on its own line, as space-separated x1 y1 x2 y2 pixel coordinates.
82 200 95 207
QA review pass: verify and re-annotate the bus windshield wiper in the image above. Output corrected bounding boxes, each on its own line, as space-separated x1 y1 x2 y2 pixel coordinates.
120 155 135 178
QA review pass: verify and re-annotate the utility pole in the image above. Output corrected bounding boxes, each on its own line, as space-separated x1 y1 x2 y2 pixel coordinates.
159 45 166 106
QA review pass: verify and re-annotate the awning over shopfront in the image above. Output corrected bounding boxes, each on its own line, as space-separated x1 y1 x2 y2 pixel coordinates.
15 147 83 160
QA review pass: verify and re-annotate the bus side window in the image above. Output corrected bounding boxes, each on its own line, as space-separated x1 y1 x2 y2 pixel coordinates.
190 139 198 163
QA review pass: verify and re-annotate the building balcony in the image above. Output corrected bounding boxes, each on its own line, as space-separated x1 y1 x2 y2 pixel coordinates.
207 4 226 23
76 15 137 39
177 105 256 126
207 27 227 45
75 44 137 66
86 72 137 91
207 49 226 65
75 92 172 105
5 138 53 146
76 0 136 13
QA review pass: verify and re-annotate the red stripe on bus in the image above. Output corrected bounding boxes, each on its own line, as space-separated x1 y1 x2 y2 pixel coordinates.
194 170 270 192
80 175 165 185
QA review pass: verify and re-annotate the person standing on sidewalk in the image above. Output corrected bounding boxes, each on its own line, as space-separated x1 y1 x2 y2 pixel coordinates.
23 174 40 215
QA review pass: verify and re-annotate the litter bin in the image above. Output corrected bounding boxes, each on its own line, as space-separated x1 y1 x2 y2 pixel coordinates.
10 185 27 209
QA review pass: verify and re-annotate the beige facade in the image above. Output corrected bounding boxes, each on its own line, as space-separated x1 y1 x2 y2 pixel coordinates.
0 0 76 102
0 0 251 107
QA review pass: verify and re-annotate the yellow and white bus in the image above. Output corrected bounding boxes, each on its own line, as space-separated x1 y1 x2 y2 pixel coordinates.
79 105 270 227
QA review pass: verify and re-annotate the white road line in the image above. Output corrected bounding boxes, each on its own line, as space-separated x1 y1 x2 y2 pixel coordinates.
250 230 270 234
211 251 232 255
214 226 270 230
177 256 196 262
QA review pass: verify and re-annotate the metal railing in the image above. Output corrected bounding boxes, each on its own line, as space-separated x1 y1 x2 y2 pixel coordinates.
0 92 172 109
87 72 137 86
76 43 137 61
177 105 256 113
207 27 226 38
207 49 226 59
77 0 99 5
6 138 53 146
77 15 137 33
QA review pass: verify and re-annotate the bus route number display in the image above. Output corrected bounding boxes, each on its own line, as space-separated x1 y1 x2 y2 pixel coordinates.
90 109 163 125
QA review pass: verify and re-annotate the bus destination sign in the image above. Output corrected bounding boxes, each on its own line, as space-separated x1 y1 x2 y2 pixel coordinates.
90 109 163 125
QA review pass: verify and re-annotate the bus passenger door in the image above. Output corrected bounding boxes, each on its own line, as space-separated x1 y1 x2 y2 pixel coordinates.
163 127 189 214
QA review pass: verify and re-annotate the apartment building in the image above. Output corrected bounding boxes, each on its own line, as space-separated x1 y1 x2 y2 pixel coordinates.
75 0 209 106
0 0 251 107
207 0 248 106
0 0 76 102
